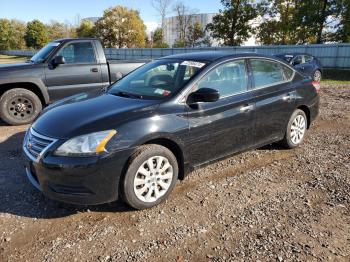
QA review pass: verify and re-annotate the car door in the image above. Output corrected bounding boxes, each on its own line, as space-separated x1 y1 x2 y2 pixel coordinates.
302 55 316 76
249 58 296 146
292 55 306 74
185 59 255 166
45 41 103 101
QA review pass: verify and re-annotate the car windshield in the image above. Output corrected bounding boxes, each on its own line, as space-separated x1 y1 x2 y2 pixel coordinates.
108 59 207 100
30 42 61 63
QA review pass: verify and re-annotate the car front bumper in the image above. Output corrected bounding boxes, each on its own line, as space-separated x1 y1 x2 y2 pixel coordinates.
23 148 133 205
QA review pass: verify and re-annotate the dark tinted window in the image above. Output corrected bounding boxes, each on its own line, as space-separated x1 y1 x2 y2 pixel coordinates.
56 42 96 64
292 55 303 65
304 55 314 63
250 59 286 88
198 60 248 97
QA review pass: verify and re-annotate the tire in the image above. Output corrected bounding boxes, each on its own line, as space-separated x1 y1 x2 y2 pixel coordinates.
122 144 178 210
281 109 308 149
313 70 322 82
0 88 42 126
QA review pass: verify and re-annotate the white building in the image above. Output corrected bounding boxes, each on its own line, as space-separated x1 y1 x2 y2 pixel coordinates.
163 13 219 47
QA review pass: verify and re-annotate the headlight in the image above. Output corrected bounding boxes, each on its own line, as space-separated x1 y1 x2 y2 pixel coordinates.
54 130 117 156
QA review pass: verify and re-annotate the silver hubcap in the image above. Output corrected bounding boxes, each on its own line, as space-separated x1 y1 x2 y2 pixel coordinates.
290 115 306 145
133 156 173 203
314 71 321 82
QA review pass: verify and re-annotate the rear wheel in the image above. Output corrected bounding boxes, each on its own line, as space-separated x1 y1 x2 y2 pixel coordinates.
0 88 42 126
122 145 178 210
313 70 322 82
281 109 307 149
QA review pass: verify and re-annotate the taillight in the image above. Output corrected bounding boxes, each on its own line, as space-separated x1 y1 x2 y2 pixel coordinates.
312 81 321 93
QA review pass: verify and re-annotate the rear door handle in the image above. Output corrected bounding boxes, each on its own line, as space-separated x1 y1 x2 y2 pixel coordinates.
91 68 99 73
240 104 254 112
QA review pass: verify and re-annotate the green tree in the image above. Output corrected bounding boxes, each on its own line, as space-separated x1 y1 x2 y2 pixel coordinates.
10 20 27 49
0 19 12 50
76 20 96 38
257 1 302 45
95 6 147 48
152 28 169 48
25 20 48 49
0 19 26 50
187 22 205 47
327 0 350 43
47 21 68 40
207 0 260 46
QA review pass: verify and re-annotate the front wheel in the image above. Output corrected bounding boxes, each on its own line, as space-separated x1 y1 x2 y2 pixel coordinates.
122 144 178 210
0 88 42 125
281 109 308 149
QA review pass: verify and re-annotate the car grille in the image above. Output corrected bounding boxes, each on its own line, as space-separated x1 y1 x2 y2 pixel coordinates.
24 128 56 160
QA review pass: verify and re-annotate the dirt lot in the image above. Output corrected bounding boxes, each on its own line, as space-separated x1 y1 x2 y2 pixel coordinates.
0 83 349 261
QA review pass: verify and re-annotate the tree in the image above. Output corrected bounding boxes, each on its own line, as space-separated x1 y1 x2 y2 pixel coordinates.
207 0 260 46
152 28 169 48
0 19 26 50
10 20 27 49
95 6 147 48
257 1 303 45
47 21 68 41
326 0 350 43
151 0 173 42
0 19 12 50
76 20 96 38
187 22 205 47
257 0 340 45
173 2 196 46
25 20 48 49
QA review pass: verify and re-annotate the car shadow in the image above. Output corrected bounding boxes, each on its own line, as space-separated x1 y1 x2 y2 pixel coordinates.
0 131 133 219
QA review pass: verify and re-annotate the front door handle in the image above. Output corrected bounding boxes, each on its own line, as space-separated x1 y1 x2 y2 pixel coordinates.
240 104 254 112
91 68 99 73
282 93 293 102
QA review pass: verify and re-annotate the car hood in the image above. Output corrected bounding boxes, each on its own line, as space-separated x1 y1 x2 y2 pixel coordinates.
32 92 160 139
0 63 31 71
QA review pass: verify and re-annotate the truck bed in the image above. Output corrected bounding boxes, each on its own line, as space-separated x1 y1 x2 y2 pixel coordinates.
107 59 151 83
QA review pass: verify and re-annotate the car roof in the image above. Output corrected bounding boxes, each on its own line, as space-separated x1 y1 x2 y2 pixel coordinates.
276 53 314 57
53 38 99 43
160 51 279 62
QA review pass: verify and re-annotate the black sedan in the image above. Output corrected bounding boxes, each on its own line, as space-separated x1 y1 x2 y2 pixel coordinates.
275 53 323 82
23 52 319 210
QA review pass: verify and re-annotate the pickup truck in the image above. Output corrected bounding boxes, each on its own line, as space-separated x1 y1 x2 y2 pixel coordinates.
0 38 149 125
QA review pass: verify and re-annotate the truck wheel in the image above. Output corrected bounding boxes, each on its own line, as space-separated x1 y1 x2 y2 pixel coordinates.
0 88 42 125
122 144 178 210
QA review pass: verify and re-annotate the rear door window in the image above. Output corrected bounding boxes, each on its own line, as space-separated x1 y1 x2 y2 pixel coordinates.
250 59 290 89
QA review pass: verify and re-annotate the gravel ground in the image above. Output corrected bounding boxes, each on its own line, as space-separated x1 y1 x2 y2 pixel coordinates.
0 83 349 261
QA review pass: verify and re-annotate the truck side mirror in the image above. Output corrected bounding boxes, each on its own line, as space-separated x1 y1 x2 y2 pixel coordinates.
52 56 65 67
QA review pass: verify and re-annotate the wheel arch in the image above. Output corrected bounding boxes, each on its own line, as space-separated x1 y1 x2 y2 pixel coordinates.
0 82 48 106
297 105 311 129
143 137 186 180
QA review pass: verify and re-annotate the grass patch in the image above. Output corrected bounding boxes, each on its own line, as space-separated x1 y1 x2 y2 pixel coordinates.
0 55 28 64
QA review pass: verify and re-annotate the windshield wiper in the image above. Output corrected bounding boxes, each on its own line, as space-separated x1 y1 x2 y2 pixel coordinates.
112 91 143 99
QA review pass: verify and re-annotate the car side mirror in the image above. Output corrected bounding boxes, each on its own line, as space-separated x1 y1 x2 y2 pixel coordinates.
52 56 65 67
188 88 219 103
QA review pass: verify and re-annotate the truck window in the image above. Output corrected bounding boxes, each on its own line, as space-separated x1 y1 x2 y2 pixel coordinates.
55 42 96 64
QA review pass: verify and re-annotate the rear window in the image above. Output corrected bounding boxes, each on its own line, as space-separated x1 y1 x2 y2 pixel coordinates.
250 59 287 88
